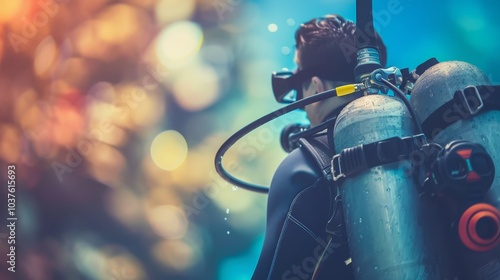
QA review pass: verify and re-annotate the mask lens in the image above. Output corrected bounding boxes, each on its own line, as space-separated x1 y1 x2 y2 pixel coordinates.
281 90 298 103
271 68 316 105
272 72 302 103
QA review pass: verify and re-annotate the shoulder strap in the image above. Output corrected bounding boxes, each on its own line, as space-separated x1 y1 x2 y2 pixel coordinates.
300 134 350 273
299 134 334 180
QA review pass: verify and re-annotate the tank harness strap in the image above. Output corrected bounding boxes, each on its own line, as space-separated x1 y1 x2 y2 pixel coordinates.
299 134 350 278
331 134 427 181
421 85 500 137
299 135 333 180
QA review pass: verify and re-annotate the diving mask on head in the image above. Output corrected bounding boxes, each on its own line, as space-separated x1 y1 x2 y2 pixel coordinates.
271 64 355 103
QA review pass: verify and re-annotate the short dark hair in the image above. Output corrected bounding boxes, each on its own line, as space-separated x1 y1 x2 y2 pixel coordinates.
295 14 387 83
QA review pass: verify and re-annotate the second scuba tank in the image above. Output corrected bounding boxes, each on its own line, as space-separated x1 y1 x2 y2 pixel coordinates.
410 61 500 280
333 94 455 280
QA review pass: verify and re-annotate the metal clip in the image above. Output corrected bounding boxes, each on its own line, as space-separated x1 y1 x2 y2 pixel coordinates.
460 85 484 116
331 154 345 181
411 133 428 146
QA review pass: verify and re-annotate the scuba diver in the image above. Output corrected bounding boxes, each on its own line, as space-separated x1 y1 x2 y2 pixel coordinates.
250 14 387 280
214 2 500 279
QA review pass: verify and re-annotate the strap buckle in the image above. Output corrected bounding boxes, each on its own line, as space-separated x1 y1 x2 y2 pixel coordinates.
458 85 484 116
411 133 428 146
330 134 428 182
331 154 345 182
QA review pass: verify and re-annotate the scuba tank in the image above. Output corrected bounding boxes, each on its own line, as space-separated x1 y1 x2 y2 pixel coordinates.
329 0 454 276
332 94 456 279
410 61 500 280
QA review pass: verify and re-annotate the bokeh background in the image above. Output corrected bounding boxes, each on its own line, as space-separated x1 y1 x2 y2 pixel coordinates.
0 0 499 279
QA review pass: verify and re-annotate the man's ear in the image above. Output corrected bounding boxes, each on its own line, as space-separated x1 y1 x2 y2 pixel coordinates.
311 76 325 94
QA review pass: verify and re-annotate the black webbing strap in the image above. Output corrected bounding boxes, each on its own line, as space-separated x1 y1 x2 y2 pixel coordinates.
300 134 348 249
299 135 334 180
331 134 426 181
422 85 500 137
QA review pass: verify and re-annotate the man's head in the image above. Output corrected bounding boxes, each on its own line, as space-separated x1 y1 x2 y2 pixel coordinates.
287 14 387 126
295 14 387 78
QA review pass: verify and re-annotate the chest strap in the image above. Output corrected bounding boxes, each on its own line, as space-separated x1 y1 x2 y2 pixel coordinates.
331 134 427 181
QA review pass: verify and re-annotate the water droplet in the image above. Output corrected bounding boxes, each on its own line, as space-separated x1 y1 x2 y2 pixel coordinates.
386 188 391 192
359 218 362 223
224 217 227 221
232 186 238 191
481 135 487 142
226 231 230 235
374 266 379 270
226 208 230 214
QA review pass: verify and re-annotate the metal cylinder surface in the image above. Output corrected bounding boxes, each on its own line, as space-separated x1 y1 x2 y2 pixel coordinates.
334 94 454 279
410 61 500 279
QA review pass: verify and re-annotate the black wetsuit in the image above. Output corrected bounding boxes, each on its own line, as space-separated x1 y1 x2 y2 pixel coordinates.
251 135 354 280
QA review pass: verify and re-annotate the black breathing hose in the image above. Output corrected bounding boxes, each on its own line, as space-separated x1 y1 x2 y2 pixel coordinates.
214 88 342 193
380 78 424 135
214 80 421 194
